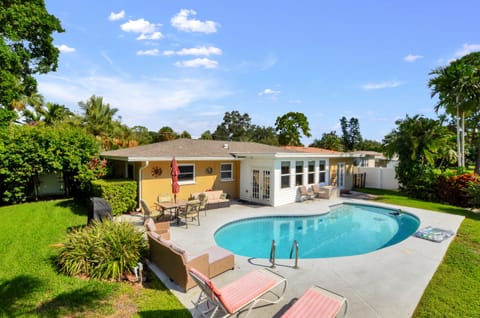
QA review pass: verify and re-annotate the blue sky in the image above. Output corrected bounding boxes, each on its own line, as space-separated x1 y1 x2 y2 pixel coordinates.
39 0 480 144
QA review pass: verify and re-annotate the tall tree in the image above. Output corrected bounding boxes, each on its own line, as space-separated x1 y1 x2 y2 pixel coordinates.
79 95 119 138
275 112 311 146
213 111 252 141
429 52 480 172
158 126 178 141
200 130 213 140
340 116 362 151
383 115 455 199
131 126 156 145
250 125 279 146
43 102 74 125
0 0 64 111
309 131 343 151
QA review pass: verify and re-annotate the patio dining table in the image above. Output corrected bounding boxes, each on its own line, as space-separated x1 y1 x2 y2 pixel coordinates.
156 200 199 224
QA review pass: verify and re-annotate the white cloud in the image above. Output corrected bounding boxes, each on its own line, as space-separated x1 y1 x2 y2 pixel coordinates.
163 50 175 56
454 43 480 58
37 74 231 131
137 32 162 40
404 54 423 62
120 19 163 40
56 44 75 53
362 81 402 91
258 88 280 96
177 46 222 56
175 58 219 69
101 51 113 65
108 10 125 21
137 49 160 56
164 46 222 57
171 9 218 33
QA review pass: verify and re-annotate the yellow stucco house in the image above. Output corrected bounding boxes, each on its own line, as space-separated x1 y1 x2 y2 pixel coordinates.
101 139 358 208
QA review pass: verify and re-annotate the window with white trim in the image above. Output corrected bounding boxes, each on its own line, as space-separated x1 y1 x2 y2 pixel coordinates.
220 163 233 181
281 161 291 188
318 160 327 184
307 160 315 184
295 161 304 186
178 164 195 183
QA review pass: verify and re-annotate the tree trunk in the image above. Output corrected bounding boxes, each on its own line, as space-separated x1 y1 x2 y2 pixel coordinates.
476 143 480 175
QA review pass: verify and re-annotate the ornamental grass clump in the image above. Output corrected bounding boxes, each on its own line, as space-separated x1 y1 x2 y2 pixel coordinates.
57 220 147 281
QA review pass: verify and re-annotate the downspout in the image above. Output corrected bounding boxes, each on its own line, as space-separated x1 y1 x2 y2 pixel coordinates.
137 161 149 211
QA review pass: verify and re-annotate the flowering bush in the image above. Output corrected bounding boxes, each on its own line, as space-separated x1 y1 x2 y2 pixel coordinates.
437 173 479 207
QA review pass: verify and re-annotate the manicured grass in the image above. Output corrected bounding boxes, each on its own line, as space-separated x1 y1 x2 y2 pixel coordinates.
357 189 480 317
0 199 190 317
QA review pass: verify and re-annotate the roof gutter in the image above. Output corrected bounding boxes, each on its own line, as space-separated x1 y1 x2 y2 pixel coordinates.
137 160 149 212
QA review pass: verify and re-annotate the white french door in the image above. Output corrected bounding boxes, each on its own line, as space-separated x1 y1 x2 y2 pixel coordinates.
251 169 271 203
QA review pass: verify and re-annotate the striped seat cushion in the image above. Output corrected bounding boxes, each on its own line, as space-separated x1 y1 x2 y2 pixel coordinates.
281 287 342 318
217 270 277 313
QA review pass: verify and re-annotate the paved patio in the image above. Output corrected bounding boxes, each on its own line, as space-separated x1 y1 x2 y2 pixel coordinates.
121 197 464 318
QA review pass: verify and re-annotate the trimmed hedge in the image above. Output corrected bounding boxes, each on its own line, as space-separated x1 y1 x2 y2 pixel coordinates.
91 179 137 215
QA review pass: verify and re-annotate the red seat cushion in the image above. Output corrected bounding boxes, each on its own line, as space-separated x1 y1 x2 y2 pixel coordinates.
217 270 277 313
281 287 342 318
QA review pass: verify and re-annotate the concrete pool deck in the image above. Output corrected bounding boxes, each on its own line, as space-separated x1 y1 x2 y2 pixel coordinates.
129 197 464 318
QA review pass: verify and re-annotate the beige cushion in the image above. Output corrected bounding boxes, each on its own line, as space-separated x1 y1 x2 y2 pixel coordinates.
146 218 156 231
170 241 186 255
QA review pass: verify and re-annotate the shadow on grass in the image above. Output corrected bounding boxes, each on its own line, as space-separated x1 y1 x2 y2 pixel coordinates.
137 309 192 318
32 285 112 317
0 275 43 317
54 198 88 217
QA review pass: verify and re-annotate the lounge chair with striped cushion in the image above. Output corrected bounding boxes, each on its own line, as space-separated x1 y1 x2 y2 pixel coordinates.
189 267 287 318
281 285 348 318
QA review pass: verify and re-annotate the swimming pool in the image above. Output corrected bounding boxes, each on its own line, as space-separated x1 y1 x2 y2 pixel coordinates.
214 203 420 258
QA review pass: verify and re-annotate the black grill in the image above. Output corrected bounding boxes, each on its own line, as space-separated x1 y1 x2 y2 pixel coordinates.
88 197 113 224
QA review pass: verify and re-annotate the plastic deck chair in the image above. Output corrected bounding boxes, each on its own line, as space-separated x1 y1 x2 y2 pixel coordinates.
281 285 348 318
189 267 287 318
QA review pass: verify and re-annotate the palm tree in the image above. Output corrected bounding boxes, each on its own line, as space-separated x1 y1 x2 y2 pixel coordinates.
429 53 480 170
79 95 119 138
43 102 74 125
383 115 455 193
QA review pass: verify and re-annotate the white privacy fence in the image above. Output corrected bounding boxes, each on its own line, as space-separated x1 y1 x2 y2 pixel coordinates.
354 167 399 190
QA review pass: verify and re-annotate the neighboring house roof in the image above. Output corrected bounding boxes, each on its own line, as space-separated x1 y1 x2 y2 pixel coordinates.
101 139 298 161
350 151 397 161
282 146 344 155
101 139 359 162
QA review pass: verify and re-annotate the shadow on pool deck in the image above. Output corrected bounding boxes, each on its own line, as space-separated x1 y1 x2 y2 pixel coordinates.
120 198 464 318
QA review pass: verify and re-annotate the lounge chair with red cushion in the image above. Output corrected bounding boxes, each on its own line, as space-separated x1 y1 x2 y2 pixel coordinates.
189 267 287 318
281 285 348 318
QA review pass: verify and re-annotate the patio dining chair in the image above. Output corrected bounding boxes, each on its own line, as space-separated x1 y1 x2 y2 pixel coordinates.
178 201 200 228
198 192 208 216
140 199 161 222
189 267 287 318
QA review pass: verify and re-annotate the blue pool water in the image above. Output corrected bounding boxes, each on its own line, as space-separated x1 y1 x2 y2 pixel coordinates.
214 203 420 259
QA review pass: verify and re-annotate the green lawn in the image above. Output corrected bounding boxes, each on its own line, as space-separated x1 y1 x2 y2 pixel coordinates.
0 199 191 318
357 189 480 318
2 194 479 317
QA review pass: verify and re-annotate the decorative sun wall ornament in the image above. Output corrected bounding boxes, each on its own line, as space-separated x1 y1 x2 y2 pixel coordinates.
151 166 162 177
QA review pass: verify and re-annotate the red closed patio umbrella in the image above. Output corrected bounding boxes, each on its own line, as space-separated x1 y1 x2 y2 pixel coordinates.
171 157 180 203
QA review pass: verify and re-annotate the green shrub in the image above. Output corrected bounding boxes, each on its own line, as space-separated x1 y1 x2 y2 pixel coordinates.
57 221 147 281
91 179 137 215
